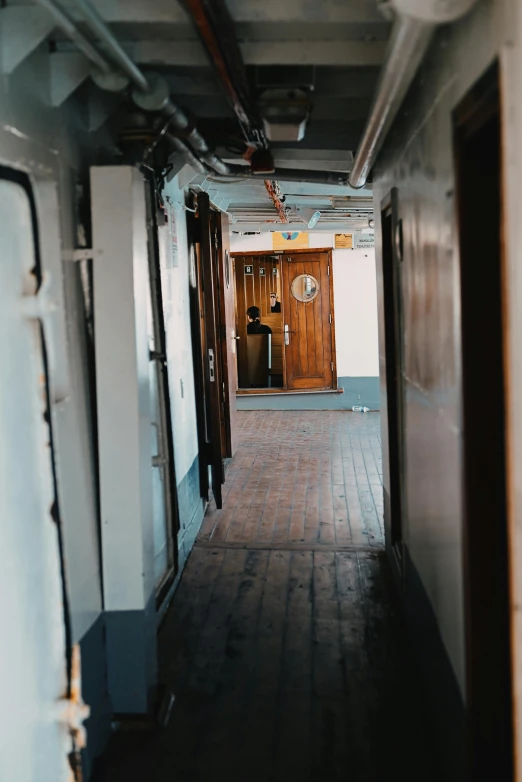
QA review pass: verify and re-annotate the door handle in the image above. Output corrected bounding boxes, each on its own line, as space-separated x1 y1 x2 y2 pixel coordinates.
208 348 215 382
284 324 296 345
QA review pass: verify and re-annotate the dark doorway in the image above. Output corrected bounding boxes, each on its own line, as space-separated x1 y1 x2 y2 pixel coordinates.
454 61 513 780
381 190 405 570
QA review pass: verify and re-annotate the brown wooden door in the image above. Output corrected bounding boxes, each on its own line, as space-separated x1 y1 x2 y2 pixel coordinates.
234 254 283 387
198 193 225 508
282 251 335 390
214 212 239 457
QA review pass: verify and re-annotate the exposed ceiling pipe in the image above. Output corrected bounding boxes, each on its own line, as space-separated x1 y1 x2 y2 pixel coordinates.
37 0 228 174
37 0 353 187
165 133 207 176
179 0 272 166
69 0 150 92
34 0 113 74
219 166 350 186
349 0 479 189
264 180 289 223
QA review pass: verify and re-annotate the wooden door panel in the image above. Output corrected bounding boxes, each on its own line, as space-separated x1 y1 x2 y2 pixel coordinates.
234 254 283 388
218 214 239 456
283 252 334 390
198 193 224 508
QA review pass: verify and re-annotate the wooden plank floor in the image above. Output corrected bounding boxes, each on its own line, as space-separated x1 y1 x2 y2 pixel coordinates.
94 412 436 782
199 411 384 550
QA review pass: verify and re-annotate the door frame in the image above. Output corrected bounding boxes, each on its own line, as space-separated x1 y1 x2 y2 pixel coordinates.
214 212 238 457
186 193 210 501
142 169 180 607
453 60 514 779
380 188 405 580
231 247 337 392
187 193 236 509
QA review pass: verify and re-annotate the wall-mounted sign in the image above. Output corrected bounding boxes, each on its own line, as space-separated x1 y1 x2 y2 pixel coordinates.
272 231 309 250
334 233 353 249
354 232 375 249
259 267 266 276
245 264 253 275
167 201 179 268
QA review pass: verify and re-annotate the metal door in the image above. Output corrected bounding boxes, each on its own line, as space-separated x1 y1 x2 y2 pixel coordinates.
0 173 87 781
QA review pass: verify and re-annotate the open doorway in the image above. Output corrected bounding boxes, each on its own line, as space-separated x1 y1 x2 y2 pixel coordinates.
233 249 336 392
453 61 513 778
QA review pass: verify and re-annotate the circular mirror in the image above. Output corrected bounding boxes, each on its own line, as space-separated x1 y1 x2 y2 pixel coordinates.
291 273 319 303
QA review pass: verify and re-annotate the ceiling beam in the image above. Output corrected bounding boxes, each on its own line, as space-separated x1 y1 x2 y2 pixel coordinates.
130 39 387 67
0 6 55 74
49 52 91 105
53 0 387 25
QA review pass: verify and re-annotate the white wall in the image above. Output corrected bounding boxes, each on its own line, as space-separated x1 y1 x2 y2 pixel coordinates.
161 180 200 483
230 231 379 377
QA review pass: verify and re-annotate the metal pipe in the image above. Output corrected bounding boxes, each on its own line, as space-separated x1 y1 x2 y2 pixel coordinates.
70 0 150 92
165 133 207 175
349 15 434 189
349 0 480 189
221 165 349 186
42 0 345 185
34 0 113 74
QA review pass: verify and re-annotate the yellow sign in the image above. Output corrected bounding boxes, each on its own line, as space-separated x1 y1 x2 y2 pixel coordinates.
272 231 309 250
335 233 353 249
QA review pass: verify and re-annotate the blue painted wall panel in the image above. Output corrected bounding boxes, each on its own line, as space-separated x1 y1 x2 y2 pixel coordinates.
236 376 380 411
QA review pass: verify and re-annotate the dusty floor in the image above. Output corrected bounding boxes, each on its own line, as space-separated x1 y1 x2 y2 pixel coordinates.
94 412 435 782
200 410 384 549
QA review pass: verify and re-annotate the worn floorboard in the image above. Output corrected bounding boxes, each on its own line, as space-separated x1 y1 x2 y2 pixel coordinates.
201 411 384 550
93 412 436 782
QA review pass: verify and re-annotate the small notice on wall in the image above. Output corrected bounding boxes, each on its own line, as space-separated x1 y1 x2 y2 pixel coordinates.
354 232 375 250
167 202 179 268
272 231 309 250
335 233 353 249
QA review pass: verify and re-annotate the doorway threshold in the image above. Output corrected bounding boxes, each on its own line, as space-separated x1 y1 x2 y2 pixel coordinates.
237 387 344 397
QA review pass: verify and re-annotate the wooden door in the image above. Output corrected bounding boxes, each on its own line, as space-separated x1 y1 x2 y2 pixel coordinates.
282 250 335 390
187 202 209 500
216 213 239 456
197 193 225 508
233 253 283 387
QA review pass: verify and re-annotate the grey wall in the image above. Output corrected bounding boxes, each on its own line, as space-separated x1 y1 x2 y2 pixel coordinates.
373 0 500 773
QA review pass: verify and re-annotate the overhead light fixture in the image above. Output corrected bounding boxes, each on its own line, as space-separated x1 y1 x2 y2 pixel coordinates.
259 88 311 142
296 206 321 229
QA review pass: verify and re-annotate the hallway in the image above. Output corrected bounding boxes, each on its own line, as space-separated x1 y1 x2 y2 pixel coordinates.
95 411 435 782
200 410 384 550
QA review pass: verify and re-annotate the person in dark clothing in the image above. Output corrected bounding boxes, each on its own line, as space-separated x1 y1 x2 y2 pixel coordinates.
270 292 281 313
247 305 272 334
